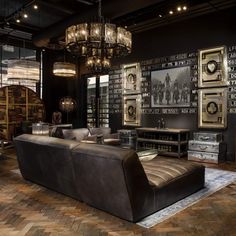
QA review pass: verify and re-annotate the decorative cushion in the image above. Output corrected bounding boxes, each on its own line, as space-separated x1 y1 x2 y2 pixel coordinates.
62 128 89 141
89 127 111 139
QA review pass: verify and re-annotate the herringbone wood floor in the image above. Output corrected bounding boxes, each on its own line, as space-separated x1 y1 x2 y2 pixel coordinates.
0 149 236 236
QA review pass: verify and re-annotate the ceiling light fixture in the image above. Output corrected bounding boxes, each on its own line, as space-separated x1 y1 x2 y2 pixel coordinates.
65 0 132 73
53 62 76 77
7 59 40 81
16 18 21 23
183 6 187 10
23 13 28 18
33 4 38 10
53 49 76 77
169 10 174 15
177 6 182 11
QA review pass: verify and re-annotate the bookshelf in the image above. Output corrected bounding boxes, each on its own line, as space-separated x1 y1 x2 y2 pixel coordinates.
0 85 45 141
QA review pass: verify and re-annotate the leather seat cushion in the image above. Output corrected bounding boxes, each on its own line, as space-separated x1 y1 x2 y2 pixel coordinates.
104 138 121 146
142 157 203 188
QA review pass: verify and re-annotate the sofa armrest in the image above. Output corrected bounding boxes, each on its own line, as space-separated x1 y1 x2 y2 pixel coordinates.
110 133 119 139
86 135 97 142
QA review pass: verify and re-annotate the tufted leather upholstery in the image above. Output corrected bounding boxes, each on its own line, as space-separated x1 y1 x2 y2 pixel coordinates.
14 134 205 222
142 158 202 187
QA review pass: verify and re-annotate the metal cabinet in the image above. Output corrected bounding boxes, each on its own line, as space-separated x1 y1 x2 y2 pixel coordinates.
188 132 226 164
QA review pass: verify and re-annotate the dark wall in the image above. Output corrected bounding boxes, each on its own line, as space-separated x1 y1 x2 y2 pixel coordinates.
42 50 87 127
110 7 236 161
130 7 236 61
42 7 236 161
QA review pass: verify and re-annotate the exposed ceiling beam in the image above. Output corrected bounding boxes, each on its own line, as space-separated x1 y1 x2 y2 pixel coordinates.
38 0 75 15
33 0 166 47
128 0 236 33
3 0 35 23
75 0 95 6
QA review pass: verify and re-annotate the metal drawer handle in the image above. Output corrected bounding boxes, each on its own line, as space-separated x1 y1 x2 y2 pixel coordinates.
199 146 207 150
199 154 206 160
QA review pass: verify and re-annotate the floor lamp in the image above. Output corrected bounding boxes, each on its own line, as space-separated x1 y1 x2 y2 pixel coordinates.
59 97 77 123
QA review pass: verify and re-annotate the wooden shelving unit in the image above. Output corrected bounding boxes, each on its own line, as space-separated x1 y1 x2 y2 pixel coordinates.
136 127 190 158
0 85 45 142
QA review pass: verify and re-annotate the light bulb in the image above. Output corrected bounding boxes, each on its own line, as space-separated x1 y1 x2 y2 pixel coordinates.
169 10 173 15
177 6 182 11
33 4 38 9
16 19 20 23
23 13 28 18
183 6 187 10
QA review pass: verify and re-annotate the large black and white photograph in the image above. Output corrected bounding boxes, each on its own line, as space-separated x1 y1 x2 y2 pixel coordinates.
151 66 191 107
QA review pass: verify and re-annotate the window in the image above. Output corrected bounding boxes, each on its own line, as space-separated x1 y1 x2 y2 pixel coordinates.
87 75 109 127
0 44 41 94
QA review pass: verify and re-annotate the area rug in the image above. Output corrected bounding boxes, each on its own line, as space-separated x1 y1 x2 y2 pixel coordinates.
137 168 236 228
10 167 236 229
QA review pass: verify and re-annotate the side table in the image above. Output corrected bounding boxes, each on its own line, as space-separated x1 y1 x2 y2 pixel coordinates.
118 129 137 149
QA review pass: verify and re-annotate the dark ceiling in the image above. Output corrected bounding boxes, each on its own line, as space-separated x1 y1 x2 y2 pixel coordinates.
0 0 236 48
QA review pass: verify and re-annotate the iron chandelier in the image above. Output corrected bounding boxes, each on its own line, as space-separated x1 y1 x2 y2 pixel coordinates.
65 0 132 73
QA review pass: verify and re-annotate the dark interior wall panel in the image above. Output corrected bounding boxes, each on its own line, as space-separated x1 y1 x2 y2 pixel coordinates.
109 7 236 161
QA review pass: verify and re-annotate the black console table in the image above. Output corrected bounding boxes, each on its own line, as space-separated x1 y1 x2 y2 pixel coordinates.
136 128 190 158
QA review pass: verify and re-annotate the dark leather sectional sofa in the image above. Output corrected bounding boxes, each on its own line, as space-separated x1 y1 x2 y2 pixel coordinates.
14 134 205 222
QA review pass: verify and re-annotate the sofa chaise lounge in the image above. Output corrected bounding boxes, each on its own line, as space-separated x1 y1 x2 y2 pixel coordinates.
14 134 205 222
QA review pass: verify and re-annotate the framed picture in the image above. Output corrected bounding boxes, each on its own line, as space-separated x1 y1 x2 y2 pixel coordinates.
151 66 191 107
198 46 228 88
198 88 227 129
123 63 141 94
123 94 141 126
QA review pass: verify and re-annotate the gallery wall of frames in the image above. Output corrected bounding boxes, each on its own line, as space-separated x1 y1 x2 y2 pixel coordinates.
108 44 236 161
109 44 236 114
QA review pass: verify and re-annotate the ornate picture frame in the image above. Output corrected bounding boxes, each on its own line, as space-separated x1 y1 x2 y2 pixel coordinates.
123 94 141 126
198 88 227 129
151 66 191 107
198 46 228 88
123 63 141 94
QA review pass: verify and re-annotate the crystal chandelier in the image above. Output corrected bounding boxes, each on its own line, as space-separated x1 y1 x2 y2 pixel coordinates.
65 0 132 73
7 59 40 81
53 62 76 77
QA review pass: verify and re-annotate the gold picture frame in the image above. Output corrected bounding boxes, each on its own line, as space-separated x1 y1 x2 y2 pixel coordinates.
123 94 141 126
123 63 141 94
198 46 228 88
198 88 227 129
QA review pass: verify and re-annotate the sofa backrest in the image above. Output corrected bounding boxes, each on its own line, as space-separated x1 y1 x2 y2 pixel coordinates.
71 143 153 222
14 134 81 200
